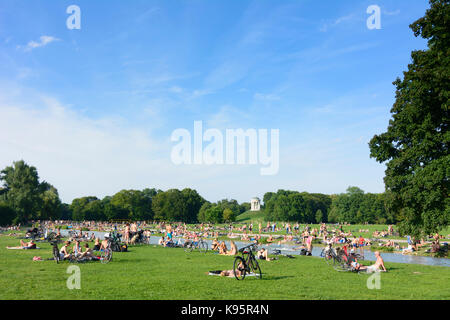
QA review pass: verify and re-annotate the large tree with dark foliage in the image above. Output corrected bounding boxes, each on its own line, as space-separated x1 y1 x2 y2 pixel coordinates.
369 0 449 237
1 160 45 223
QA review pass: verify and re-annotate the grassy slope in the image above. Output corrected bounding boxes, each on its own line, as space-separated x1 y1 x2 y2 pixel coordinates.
236 210 266 223
0 235 449 300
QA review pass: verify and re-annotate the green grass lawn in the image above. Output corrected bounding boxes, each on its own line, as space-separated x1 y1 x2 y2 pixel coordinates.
0 235 449 300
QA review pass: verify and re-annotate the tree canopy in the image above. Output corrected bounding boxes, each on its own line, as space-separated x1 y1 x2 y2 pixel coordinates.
369 0 449 237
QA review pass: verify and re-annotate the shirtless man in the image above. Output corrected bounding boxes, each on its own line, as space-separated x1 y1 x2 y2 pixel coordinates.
359 251 387 273
100 234 110 250
59 241 72 260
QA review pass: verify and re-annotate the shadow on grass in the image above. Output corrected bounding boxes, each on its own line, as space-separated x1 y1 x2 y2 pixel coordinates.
259 275 294 281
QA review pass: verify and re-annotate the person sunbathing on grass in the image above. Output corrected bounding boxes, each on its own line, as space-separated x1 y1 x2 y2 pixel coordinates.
266 235 274 243
224 241 237 256
359 251 387 273
208 261 245 278
211 238 219 251
256 248 273 261
218 241 228 255
7 240 37 249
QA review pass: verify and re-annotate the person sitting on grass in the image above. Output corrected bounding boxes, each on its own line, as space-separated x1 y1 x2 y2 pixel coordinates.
211 238 219 251
266 235 274 243
100 235 110 251
382 240 395 247
431 241 440 253
256 248 273 261
79 243 95 259
7 239 37 249
358 251 387 273
218 241 228 255
347 250 363 271
72 240 81 257
59 241 72 260
93 237 101 251
402 243 415 254
224 240 238 256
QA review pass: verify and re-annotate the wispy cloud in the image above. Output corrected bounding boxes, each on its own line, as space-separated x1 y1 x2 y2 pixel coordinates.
254 93 281 101
384 9 401 16
319 14 356 32
19 35 60 52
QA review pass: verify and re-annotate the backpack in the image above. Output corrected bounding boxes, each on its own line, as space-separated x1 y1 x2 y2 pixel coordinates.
121 244 128 252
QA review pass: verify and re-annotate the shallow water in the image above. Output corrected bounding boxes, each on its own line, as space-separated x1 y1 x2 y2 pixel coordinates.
60 230 449 267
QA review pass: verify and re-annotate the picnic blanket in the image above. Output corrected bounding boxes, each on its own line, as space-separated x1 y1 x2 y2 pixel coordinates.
6 247 41 250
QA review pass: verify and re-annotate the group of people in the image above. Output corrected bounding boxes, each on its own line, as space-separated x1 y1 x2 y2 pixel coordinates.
58 237 110 261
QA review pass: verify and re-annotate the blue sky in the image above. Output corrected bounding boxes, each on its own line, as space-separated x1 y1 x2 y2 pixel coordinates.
0 0 430 203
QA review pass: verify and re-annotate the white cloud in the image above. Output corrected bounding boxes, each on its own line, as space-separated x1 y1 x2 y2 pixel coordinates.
384 10 401 16
20 35 60 52
0 91 173 202
254 93 281 101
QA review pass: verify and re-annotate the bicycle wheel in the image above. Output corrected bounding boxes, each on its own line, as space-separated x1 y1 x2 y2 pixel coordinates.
47 232 57 241
184 243 193 253
101 249 112 264
199 241 208 253
250 257 262 279
333 262 350 272
233 256 246 280
324 253 335 266
52 246 60 264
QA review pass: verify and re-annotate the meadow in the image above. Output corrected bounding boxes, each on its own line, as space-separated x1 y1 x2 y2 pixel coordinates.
0 234 449 300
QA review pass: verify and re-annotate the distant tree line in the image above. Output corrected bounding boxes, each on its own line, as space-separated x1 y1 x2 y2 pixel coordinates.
0 160 416 228
263 190 332 223
0 160 246 225
197 199 249 224
262 187 396 224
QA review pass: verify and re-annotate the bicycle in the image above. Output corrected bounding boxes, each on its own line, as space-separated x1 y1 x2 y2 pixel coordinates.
233 243 262 280
332 250 364 272
51 241 61 264
99 240 113 264
320 244 340 266
184 238 208 253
